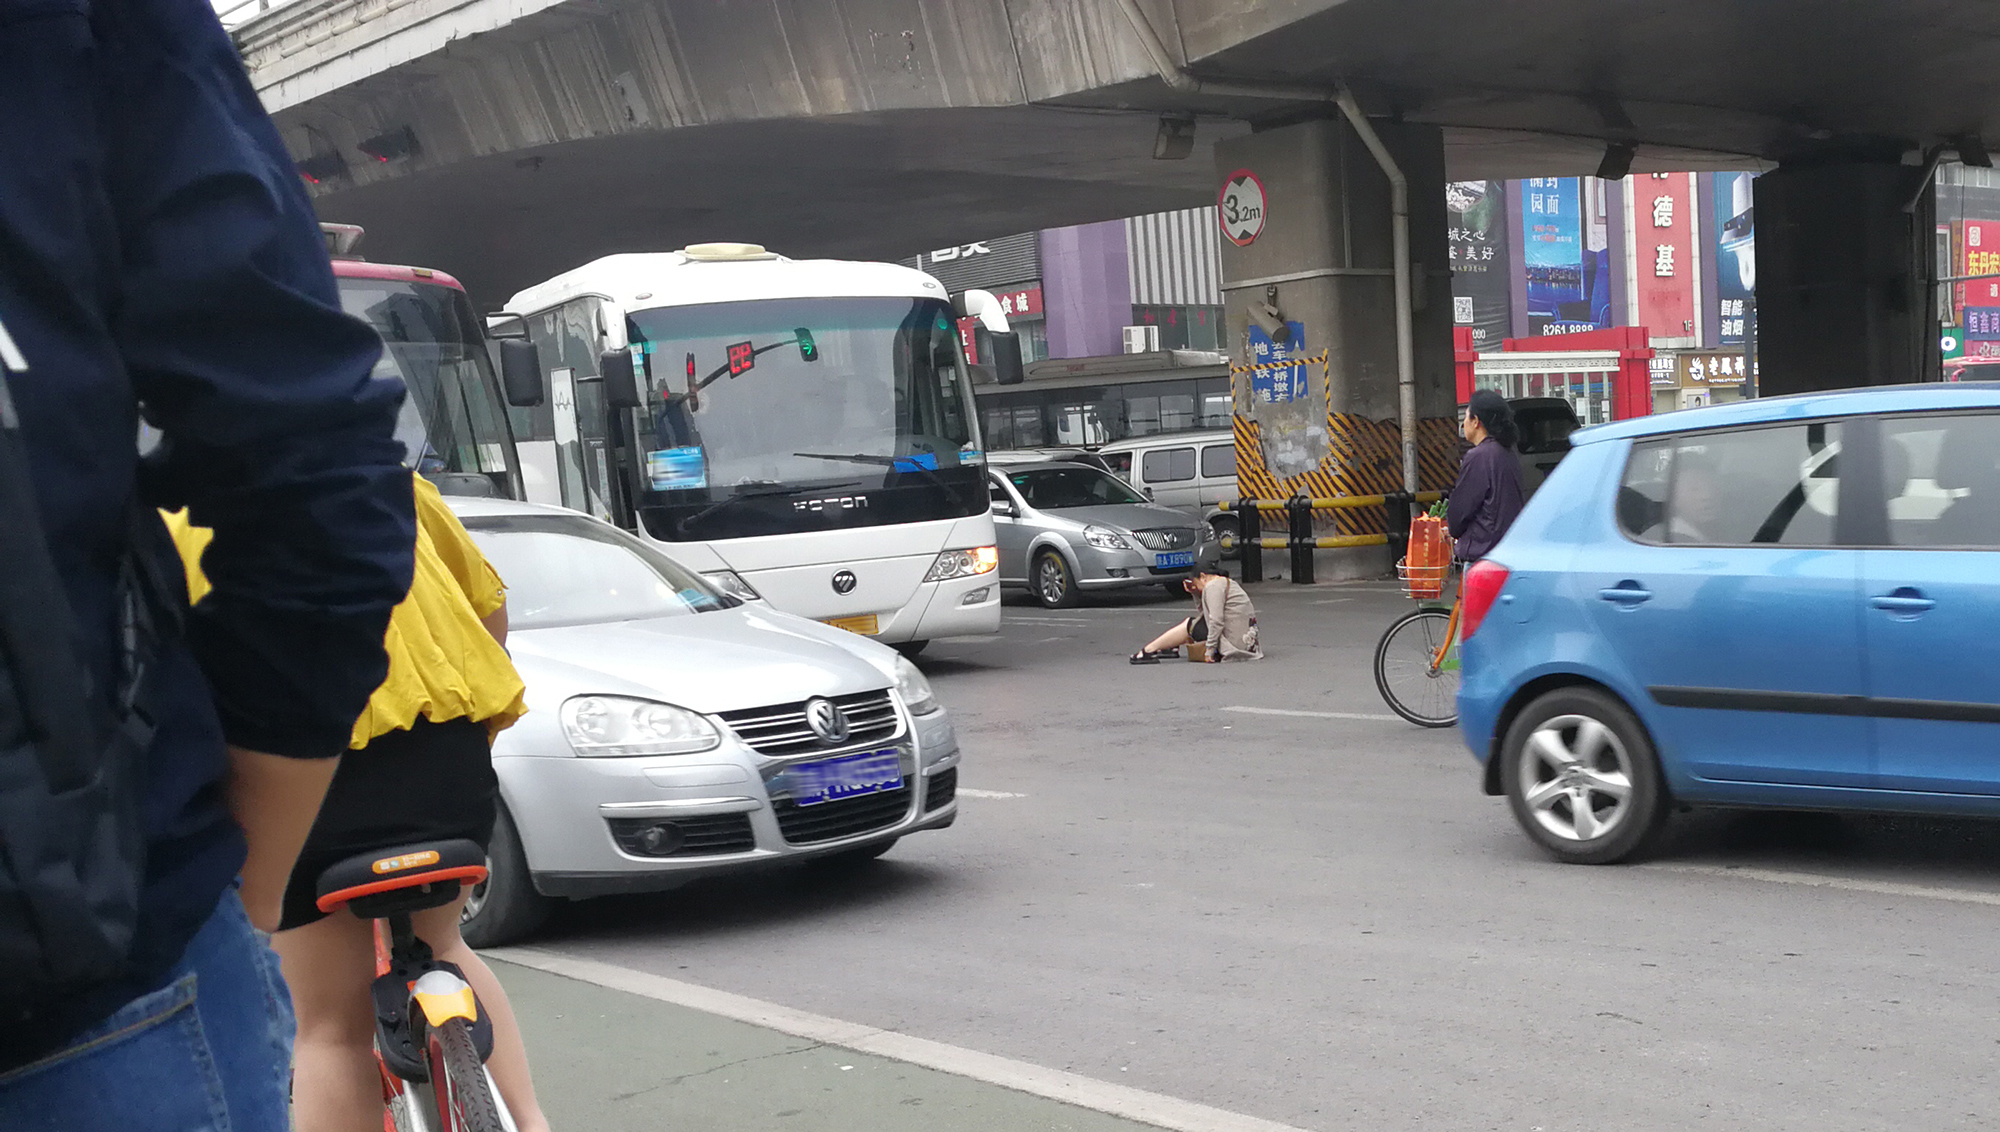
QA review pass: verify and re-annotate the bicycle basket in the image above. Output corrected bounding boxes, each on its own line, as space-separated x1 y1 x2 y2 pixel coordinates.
1396 557 1450 600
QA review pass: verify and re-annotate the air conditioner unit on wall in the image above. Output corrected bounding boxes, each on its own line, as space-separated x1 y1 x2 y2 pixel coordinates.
1122 325 1161 354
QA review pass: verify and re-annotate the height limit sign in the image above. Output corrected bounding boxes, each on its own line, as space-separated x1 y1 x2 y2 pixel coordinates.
1219 170 1266 246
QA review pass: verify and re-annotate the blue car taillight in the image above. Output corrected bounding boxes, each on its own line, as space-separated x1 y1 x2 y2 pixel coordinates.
1460 560 1512 640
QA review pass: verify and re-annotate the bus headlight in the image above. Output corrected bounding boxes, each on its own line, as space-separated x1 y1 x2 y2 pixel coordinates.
702 570 762 603
923 546 998 582
561 696 720 756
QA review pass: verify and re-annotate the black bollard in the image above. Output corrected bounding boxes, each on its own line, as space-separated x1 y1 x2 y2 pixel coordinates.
1239 498 1263 583
1385 493 1413 565
1288 495 1314 585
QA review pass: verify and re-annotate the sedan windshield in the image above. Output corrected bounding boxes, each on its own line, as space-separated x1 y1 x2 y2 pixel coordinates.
1007 466 1147 509
462 514 734 629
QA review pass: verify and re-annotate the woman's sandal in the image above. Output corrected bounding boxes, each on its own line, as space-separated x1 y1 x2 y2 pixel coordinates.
1129 649 1175 665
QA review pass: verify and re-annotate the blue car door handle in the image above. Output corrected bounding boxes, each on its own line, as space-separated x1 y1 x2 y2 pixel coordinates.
1599 583 1652 605
1869 589 1936 615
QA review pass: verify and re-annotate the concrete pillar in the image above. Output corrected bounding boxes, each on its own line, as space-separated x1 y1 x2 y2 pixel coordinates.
1214 116 1457 579
1753 162 1939 395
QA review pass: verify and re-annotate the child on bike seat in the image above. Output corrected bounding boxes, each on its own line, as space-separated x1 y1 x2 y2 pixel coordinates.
167 473 553 1132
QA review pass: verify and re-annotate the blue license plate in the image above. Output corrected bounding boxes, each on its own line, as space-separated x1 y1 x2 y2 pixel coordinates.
788 750 903 807
1155 551 1195 569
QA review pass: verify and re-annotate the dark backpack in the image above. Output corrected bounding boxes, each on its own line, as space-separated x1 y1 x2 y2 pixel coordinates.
0 321 162 1022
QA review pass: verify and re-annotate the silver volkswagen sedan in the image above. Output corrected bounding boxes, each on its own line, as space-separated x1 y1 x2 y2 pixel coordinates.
987 462 1221 608
447 498 961 946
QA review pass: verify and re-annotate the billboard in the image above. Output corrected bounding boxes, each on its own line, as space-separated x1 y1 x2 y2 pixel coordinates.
1712 172 1755 345
1445 180 1511 349
1960 220 2000 317
1633 173 1698 340
1520 178 1613 335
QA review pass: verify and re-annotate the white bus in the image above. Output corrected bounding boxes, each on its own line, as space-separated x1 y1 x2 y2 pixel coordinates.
496 243 1024 654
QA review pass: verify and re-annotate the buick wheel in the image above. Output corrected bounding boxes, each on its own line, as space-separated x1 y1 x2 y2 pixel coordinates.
1033 550 1077 609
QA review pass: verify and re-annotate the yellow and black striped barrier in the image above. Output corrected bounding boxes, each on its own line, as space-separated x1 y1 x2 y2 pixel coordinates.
1221 491 1447 584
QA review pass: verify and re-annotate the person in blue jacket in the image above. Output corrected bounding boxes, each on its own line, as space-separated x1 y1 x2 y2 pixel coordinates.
1447 390 1527 562
0 0 415 1126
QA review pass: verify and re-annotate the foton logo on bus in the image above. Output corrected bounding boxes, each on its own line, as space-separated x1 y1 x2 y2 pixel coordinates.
372 850 440 875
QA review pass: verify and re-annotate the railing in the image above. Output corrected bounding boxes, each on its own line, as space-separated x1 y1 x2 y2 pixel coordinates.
1217 492 1445 584
214 0 300 27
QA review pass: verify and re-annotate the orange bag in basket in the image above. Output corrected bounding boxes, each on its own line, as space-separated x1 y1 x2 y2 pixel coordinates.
1403 515 1449 599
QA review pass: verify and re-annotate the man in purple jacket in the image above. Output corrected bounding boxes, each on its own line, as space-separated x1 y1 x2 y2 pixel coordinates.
1447 390 1527 561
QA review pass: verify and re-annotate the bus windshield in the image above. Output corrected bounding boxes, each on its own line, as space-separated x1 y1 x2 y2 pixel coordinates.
627 295 984 541
337 275 519 498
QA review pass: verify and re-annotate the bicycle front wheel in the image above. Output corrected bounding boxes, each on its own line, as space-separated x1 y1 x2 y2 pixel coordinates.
426 1018 507 1132
1374 608 1461 728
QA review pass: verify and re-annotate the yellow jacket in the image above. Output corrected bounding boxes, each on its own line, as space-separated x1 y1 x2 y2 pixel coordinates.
164 474 527 749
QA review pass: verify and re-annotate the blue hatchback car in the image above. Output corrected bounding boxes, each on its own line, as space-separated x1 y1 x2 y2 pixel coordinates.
1458 383 2000 864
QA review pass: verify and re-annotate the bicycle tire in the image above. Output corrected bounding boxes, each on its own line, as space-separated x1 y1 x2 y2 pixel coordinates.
427 1018 506 1132
1374 608 1461 728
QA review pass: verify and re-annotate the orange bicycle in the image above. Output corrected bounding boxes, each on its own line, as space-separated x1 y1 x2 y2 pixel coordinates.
309 839 514 1132
1375 549 1463 728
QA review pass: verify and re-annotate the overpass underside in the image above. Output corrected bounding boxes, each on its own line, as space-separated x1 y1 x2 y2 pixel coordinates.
242 0 2000 393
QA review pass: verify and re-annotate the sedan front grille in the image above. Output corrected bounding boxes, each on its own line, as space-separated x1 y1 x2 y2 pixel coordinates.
773 783 913 844
1132 528 1198 551
607 813 756 858
718 689 901 758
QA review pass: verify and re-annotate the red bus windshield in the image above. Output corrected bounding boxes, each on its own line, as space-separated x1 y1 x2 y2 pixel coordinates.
336 275 518 497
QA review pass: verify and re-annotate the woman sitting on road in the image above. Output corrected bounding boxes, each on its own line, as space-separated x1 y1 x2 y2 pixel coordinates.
168 474 554 1132
1131 569 1263 663
1447 389 1527 562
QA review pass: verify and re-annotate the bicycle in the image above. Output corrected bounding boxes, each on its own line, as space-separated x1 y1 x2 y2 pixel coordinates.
310 838 516 1132
1374 552 1462 728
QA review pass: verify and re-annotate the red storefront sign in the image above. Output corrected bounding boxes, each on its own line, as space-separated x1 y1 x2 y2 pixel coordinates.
1631 173 1697 339
957 283 1042 363
1960 221 2000 313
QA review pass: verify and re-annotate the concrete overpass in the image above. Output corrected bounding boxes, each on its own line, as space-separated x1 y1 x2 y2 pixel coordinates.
233 0 2000 452
232 0 1885 304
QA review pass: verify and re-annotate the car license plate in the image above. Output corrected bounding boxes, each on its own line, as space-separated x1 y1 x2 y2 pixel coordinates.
1155 551 1195 569
788 750 903 807
821 614 880 635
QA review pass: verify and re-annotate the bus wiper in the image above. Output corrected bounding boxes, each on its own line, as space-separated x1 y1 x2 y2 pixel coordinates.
793 452 967 508
674 480 860 535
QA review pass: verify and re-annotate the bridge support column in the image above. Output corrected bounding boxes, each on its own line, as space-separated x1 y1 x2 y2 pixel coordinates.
1754 161 1939 395
1216 117 1458 580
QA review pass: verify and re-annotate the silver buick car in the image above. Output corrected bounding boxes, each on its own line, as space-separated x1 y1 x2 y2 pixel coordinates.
446 498 961 947
987 462 1221 608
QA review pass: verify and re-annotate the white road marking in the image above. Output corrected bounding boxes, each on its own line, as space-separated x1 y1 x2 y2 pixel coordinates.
957 788 1024 799
1005 616 1090 625
1309 598 1353 605
487 949 1312 1132
1221 704 1402 724
1643 863 2000 907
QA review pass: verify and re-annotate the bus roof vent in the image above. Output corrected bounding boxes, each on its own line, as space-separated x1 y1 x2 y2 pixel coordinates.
681 242 777 262
321 223 365 259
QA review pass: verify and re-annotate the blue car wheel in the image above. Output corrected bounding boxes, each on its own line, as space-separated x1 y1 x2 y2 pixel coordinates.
1500 686 1669 864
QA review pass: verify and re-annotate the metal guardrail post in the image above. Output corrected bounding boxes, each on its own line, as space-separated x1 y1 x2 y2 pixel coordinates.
1238 497 1263 584
1287 495 1314 585
1385 493 1413 565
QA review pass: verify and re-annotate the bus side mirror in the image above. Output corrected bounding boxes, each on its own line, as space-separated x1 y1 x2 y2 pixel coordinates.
600 350 642 409
500 340 544 407
976 328 1025 386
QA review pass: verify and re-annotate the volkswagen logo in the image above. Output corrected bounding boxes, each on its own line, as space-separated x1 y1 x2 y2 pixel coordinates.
831 570 858 595
805 697 851 744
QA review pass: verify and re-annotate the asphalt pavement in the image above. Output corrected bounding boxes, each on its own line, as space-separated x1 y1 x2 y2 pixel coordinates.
489 579 2000 1132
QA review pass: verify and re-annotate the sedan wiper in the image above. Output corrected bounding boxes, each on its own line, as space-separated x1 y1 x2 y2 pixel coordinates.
794 452 967 508
675 480 860 535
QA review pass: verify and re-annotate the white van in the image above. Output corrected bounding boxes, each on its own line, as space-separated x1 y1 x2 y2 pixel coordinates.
1096 429 1238 545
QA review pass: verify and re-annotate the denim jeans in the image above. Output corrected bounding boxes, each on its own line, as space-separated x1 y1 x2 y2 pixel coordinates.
0 890 295 1132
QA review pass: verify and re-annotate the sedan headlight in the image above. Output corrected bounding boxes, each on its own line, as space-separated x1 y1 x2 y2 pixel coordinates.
1083 524 1130 550
702 570 761 603
560 695 720 756
923 546 998 582
893 656 939 715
